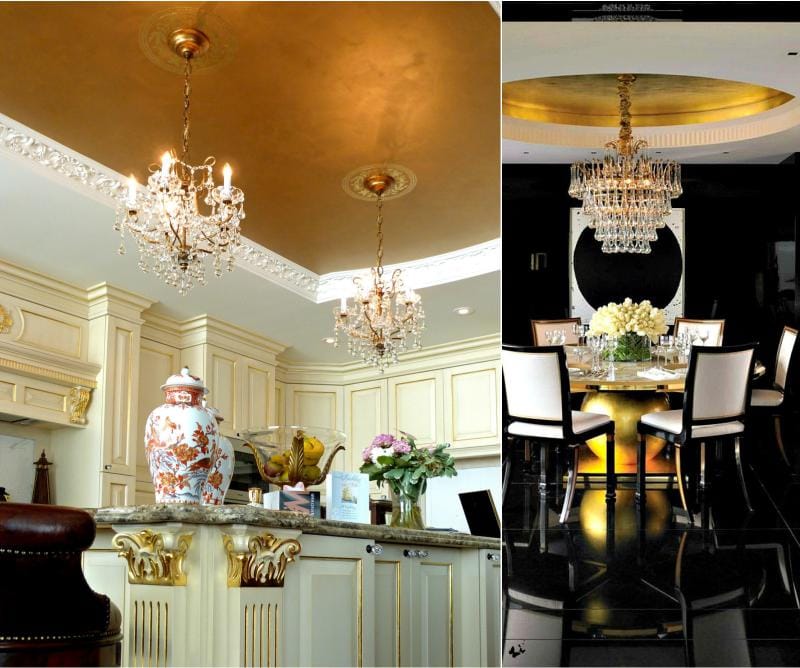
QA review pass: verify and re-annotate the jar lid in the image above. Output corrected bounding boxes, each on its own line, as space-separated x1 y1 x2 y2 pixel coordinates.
161 367 207 393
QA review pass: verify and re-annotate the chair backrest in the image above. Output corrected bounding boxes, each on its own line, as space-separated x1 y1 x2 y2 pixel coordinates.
683 344 756 430
531 318 580 345
501 345 571 429
674 318 725 346
774 326 798 392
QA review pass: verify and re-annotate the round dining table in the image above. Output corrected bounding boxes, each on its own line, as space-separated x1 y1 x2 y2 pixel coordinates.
566 351 765 470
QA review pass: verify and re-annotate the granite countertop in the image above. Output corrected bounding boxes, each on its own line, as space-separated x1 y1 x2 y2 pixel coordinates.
91 505 501 550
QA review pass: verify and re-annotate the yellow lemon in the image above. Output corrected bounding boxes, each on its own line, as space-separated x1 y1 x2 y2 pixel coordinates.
303 436 325 464
302 465 322 482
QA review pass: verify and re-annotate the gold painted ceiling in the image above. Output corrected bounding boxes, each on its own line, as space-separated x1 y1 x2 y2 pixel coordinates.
0 2 499 273
503 73 793 127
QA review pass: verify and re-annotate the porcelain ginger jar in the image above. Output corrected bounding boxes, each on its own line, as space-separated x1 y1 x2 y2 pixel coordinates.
201 406 234 505
145 367 219 504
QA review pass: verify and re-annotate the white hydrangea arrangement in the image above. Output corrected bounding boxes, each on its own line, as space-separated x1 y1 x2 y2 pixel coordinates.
589 298 668 343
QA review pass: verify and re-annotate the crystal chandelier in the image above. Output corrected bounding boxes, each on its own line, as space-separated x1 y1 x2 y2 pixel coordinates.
115 28 245 295
568 74 681 254
334 171 424 371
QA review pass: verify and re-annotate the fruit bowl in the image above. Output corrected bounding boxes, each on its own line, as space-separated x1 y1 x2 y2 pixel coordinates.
238 426 346 487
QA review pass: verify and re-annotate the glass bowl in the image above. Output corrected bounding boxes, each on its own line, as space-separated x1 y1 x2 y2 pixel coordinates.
237 425 347 487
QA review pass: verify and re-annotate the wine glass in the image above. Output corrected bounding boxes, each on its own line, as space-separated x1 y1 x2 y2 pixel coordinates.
605 335 619 379
698 328 709 346
659 335 675 369
675 332 690 365
544 330 554 345
588 335 606 375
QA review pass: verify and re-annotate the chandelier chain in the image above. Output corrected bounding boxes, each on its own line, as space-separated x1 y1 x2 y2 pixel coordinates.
375 194 384 277
182 54 192 161
616 74 635 153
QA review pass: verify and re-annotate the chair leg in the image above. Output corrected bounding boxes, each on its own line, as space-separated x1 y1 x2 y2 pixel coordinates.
698 441 706 491
539 443 548 498
775 415 791 467
635 432 646 503
559 446 580 524
675 446 689 514
735 436 754 512
606 431 616 500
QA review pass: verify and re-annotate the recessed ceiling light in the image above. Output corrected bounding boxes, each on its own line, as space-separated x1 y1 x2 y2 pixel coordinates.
522 151 530 155
322 337 335 344
723 151 730 155
788 52 798 56
454 306 474 316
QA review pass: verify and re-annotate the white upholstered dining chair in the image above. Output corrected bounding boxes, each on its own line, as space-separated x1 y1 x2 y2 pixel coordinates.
502 345 616 523
673 318 725 346
635 344 757 514
751 326 799 466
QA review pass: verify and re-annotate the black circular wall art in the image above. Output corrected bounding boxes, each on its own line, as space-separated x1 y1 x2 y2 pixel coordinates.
573 226 683 309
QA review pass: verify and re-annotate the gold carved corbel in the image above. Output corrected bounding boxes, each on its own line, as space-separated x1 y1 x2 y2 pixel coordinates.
0 306 12 334
68 386 92 425
113 529 193 586
223 532 301 587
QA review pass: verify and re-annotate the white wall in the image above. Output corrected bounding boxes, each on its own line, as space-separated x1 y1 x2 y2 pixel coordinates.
0 424 52 503
424 461 501 534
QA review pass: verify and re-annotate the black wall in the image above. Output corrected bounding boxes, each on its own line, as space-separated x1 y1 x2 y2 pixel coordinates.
502 162 800 369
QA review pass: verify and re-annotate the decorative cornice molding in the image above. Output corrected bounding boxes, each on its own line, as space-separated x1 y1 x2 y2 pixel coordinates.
276 333 500 385
0 112 499 303
113 528 193 586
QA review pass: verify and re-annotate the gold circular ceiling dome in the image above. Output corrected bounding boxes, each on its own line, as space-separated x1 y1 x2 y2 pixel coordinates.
503 73 794 127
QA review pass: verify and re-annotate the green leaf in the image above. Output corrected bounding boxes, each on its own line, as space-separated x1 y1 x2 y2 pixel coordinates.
383 468 405 480
376 456 396 467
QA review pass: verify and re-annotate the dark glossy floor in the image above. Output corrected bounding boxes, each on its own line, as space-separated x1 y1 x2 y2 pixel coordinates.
503 417 800 667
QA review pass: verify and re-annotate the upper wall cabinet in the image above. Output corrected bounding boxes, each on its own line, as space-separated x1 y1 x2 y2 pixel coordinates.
443 361 501 457
388 371 444 447
344 380 389 472
181 345 276 437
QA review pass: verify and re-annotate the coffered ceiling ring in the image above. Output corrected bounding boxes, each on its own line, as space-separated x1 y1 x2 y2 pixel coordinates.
504 96 800 150
139 5 237 75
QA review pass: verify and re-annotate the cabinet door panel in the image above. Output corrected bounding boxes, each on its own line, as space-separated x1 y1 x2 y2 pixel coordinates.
388 372 442 446
413 560 454 667
210 352 237 433
297 556 364 666
481 550 502 667
444 363 500 451
345 381 387 472
374 559 401 667
245 364 270 430
100 472 133 507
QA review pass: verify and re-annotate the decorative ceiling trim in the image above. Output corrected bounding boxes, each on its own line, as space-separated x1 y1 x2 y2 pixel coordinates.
316 238 500 304
0 112 499 304
503 96 800 149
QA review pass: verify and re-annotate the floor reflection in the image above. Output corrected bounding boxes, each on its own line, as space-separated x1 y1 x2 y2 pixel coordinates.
503 423 800 667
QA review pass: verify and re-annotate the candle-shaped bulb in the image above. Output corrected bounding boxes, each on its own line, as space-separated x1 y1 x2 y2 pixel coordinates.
126 175 137 208
161 152 171 178
340 296 347 313
223 163 232 193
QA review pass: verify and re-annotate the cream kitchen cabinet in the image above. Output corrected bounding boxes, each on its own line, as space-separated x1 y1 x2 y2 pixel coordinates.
345 379 389 472
374 542 481 667
283 533 376 667
479 549 502 667
387 371 445 447
443 361 502 458
181 345 275 438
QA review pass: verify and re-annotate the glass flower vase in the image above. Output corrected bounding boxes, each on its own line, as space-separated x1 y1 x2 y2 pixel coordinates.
389 481 425 530
606 333 652 362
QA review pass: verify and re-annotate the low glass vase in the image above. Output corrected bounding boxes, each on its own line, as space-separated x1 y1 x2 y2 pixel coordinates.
388 481 425 530
604 333 652 362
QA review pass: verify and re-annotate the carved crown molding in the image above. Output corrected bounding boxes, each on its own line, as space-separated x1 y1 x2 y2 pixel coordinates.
222 532 301 588
113 529 193 586
0 113 499 303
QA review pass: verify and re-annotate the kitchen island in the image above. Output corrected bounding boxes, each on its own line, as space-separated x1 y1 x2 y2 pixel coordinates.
84 505 501 667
